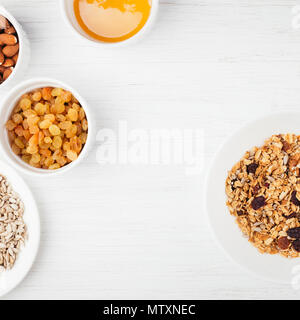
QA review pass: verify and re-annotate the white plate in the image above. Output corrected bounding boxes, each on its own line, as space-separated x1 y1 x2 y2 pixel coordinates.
0 160 40 297
206 111 300 284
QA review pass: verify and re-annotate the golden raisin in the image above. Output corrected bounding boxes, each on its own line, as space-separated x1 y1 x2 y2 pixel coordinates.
66 124 77 138
6 87 88 170
66 150 78 161
23 109 37 118
11 143 21 155
68 108 78 122
6 120 16 131
49 163 60 170
52 136 62 149
32 91 42 102
49 124 61 136
26 144 38 155
44 137 52 144
15 125 23 137
39 119 52 130
20 98 31 111
82 119 88 131
12 113 23 124
14 138 24 149
44 114 55 122
34 103 46 115
59 121 72 130
51 88 63 97
31 153 41 164
42 87 52 101
29 125 39 135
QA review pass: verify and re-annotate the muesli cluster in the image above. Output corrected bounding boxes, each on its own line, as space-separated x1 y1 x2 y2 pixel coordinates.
0 174 26 270
226 134 300 258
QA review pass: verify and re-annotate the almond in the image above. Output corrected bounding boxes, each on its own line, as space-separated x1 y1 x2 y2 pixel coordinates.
2 58 14 68
0 50 4 65
0 16 8 30
3 67 13 80
2 44 19 57
12 53 18 64
0 66 5 74
4 25 15 34
0 34 17 46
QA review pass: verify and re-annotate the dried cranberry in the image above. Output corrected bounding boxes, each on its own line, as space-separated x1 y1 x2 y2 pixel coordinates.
237 210 247 216
247 163 258 175
264 182 270 188
291 191 300 207
292 240 300 252
287 227 300 239
251 196 266 210
282 140 290 152
278 237 291 250
252 184 260 196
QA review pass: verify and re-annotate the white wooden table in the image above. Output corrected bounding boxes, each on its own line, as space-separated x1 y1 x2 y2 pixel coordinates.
1 0 300 299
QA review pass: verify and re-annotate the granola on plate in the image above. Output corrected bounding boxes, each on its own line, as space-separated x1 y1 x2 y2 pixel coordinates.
225 133 300 258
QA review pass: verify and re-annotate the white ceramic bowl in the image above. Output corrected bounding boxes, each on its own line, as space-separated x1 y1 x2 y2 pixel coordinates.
206 111 300 284
0 160 40 297
0 6 30 92
60 0 159 47
0 78 94 177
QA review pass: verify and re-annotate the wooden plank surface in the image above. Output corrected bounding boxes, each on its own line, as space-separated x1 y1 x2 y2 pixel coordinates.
0 0 300 299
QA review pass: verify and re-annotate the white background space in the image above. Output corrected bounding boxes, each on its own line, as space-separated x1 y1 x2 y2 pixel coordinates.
1 0 300 299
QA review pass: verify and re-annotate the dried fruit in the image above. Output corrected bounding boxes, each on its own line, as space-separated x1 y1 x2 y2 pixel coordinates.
247 163 258 174
67 108 78 122
282 140 290 152
291 191 300 207
287 227 300 239
292 240 300 252
251 196 266 210
66 150 78 161
252 184 260 196
6 87 88 170
49 124 61 136
277 237 290 250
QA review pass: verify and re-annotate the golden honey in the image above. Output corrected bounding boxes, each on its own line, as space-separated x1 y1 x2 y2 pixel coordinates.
74 0 152 43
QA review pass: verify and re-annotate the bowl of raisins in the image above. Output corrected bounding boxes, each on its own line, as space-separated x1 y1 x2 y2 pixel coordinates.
0 78 94 176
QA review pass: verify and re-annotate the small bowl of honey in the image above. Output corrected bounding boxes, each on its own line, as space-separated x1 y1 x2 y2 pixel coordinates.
61 0 159 46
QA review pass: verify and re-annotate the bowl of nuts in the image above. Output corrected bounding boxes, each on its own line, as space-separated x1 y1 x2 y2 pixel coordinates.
0 78 93 176
0 6 30 89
